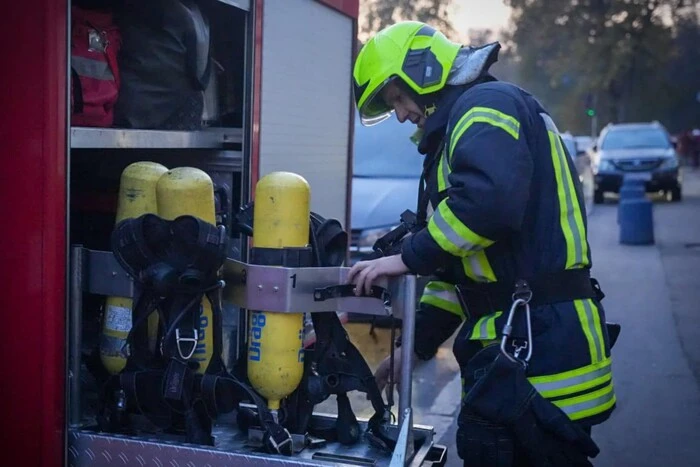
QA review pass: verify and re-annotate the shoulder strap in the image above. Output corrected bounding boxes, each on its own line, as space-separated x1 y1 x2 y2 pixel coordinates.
416 137 446 226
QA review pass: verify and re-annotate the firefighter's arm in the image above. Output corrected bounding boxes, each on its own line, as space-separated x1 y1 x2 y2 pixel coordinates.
401 88 534 275
412 281 465 360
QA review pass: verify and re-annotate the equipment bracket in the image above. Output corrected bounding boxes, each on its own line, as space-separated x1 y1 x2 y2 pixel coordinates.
223 259 415 317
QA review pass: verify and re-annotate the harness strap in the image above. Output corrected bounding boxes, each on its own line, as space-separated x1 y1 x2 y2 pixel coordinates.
456 269 601 319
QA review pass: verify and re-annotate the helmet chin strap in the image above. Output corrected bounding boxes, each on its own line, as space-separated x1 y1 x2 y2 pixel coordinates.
395 79 442 119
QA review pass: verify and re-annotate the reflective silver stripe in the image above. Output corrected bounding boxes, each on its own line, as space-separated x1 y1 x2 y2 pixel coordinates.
432 208 480 254
423 288 460 304
471 311 502 339
465 255 486 282
72 55 115 81
478 315 490 339
540 112 559 132
582 299 603 362
531 362 611 394
440 149 452 190
540 112 585 268
557 386 615 418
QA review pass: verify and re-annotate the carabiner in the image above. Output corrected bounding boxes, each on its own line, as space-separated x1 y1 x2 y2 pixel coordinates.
500 296 533 366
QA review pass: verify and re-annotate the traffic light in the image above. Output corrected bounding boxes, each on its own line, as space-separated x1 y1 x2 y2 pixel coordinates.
584 93 596 117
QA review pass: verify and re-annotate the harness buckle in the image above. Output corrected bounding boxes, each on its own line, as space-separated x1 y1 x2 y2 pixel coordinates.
175 328 199 360
512 279 533 304
266 427 293 455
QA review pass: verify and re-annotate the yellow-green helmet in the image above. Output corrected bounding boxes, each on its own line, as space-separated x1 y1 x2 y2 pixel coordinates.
353 21 461 126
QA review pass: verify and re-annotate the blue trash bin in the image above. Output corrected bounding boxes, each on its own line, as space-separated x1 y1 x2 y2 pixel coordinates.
618 181 646 223
619 198 654 245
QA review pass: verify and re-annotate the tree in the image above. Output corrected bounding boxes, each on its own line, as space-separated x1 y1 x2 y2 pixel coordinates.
505 0 700 134
359 0 456 40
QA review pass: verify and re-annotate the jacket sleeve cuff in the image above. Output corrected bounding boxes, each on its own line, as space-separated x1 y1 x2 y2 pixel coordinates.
401 228 452 276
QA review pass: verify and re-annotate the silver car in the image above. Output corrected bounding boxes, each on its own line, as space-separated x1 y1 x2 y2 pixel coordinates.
591 122 682 203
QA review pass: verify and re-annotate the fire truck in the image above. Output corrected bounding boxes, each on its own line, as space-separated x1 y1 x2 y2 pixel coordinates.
0 0 447 466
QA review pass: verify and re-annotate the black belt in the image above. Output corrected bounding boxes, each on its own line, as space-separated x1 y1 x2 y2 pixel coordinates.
455 269 604 320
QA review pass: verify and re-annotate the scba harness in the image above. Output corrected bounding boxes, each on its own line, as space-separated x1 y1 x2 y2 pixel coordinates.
100 209 415 454
235 205 423 452
100 213 293 453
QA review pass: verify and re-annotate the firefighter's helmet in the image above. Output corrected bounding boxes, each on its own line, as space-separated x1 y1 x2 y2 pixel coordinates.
353 21 461 126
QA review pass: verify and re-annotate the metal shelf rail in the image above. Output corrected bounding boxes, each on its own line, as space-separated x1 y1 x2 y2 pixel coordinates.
70 127 244 149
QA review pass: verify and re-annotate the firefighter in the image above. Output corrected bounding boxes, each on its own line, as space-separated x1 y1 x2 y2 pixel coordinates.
348 21 616 466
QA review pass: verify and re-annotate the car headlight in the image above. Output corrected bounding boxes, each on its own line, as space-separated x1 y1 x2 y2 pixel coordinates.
660 157 679 169
596 160 614 172
356 225 397 249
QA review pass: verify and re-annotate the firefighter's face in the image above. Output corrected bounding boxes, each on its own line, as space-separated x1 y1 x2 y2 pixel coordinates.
381 81 425 128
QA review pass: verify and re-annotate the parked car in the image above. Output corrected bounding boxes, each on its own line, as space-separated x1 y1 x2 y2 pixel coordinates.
574 135 595 153
350 114 423 263
591 121 682 203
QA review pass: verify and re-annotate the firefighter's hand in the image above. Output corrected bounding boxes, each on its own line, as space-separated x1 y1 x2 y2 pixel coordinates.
374 348 419 399
347 254 409 296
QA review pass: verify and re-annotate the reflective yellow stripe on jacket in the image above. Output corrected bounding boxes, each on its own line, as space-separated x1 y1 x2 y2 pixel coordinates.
449 106 521 159
529 358 616 421
420 281 465 320
427 201 494 257
438 106 521 191
540 113 589 269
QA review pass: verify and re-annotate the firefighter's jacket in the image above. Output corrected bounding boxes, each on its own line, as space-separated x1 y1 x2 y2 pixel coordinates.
401 79 616 425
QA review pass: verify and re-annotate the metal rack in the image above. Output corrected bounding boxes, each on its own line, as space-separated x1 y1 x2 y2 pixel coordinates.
70 127 244 149
67 246 446 466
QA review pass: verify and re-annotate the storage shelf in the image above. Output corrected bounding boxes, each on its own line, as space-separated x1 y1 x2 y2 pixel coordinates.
70 127 243 149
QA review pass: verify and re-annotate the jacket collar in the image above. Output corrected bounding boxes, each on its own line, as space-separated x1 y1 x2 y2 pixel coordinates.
417 75 498 155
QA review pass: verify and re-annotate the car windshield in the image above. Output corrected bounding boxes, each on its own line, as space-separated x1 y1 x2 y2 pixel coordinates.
601 128 670 150
353 114 425 178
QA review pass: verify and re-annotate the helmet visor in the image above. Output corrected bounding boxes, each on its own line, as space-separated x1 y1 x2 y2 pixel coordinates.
358 76 396 126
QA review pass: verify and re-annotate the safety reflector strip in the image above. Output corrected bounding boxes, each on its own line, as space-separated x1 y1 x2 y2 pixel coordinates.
541 112 589 269
529 358 612 399
574 298 605 364
552 380 616 421
72 55 115 81
462 250 497 283
428 201 494 257
470 311 503 340
420 281 465 320
437 148 452 192
449 106 520 159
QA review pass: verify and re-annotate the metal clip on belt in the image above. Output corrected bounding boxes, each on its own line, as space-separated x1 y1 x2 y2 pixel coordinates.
500 279 533 367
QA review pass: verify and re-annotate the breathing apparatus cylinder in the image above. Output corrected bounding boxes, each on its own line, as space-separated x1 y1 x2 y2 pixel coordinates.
248 172 308 411
156 167 216 374
101 161 168 375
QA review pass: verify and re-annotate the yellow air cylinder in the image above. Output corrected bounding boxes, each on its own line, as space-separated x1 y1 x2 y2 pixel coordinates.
101 161 168 375
157 167 216 373
248 172 309 412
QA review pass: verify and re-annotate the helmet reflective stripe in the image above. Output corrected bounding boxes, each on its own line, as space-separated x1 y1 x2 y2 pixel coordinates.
353 21 461 125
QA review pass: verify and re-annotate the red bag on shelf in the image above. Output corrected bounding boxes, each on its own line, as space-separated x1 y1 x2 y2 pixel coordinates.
70 6 121 127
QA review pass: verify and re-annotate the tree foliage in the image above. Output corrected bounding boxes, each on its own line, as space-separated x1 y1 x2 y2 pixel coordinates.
360 0 456 40
505 0 700 134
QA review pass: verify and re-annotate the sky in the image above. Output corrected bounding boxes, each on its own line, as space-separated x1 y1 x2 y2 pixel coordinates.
448 1 513 41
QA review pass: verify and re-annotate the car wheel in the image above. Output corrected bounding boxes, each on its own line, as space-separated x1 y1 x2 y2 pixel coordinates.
670 186 682 202
594 189 604 204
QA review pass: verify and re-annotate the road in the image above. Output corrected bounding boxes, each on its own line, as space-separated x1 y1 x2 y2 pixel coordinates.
341 169 700 466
